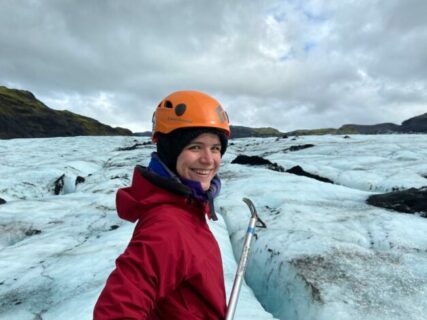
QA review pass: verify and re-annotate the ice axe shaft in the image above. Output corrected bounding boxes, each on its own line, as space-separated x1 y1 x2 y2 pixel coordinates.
225 198 259 320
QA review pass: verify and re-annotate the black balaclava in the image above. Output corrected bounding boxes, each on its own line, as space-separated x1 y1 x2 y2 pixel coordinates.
156 127 228 173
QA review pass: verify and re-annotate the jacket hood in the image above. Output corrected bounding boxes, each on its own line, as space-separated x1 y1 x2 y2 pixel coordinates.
116 165 193 223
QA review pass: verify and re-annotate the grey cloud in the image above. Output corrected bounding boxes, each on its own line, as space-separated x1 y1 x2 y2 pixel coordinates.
0 0 426 132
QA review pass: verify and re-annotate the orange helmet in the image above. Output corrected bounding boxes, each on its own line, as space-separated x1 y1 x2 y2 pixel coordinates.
152 90 230 142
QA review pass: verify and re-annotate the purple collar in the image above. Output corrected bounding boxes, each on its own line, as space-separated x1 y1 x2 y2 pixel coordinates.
148 152 222 202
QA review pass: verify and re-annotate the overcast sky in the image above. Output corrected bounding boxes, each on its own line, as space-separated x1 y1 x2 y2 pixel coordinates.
1 0 426 133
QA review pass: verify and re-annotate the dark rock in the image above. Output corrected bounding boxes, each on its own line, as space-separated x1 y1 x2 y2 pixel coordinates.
0 198 6 205
366 187 427 216
117 141 151 151
53 174 65 195
231 155 272 166
117 143 144 151
25 229 42 236
268 163 285 172
343 135 350 139
265 205 281 215
286 166 334 184
231 155 284 172
284 144 315 152
110 225 119 231
50 174 78 195
75 176 85 185
111 174 129 180
267 247 280 257
275 135 288 141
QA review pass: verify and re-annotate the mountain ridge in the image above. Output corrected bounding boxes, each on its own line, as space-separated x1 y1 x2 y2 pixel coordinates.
283 113 427 137
0 86 132 139
1 86 426 139
135 114 427 138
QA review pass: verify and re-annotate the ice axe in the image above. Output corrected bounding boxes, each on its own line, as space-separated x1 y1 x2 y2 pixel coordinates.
225 198 266 320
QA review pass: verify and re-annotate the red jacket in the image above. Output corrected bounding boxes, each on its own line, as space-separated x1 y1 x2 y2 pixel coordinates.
94 166 226 319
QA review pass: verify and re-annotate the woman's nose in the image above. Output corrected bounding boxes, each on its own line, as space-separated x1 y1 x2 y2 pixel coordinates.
199 149 214 163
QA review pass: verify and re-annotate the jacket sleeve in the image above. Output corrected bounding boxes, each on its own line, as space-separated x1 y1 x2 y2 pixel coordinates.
93 213 189 319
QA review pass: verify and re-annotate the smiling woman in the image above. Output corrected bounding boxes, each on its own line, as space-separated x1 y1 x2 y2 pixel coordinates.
93 90 231 320
176 133 222 191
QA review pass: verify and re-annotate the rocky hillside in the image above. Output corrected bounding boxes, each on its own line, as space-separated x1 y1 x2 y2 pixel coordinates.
285 113 427 136
339 113 427 134
401 113 427 132
0 86 132 139
229 125 283 138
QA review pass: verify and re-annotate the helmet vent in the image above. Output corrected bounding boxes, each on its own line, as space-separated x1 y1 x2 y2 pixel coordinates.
175 103 186 116
164 100 173 109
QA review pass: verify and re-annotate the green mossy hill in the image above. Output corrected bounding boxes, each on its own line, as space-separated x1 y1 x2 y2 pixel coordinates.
283 113 427 136
338 123 401 134
230 125 283 138
0 86 132 139
284 128 342 136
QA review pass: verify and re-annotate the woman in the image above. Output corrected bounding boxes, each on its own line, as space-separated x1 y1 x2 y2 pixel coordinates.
94 90 230 319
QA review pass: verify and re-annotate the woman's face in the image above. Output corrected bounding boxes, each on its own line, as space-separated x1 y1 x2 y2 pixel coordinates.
176 133 222 191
